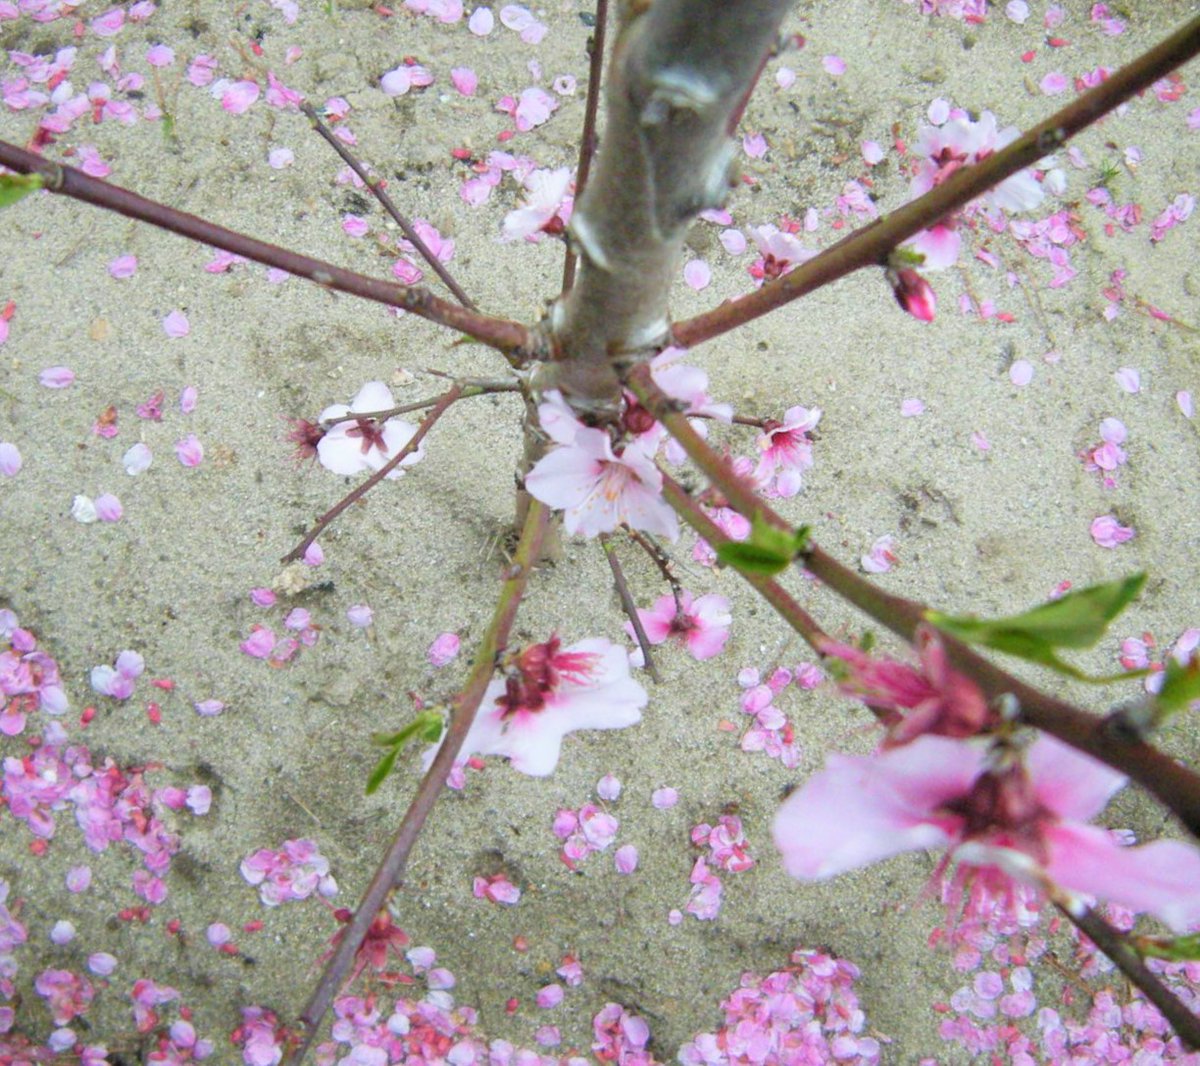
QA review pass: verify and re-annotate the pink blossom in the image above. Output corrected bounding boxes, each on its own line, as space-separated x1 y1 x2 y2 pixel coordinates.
525 392 677 540
536 982 564 1008
175 434 203 467
861 534 898 574
450 67 477 96
240 626 276 659
821 625 990 745
1039 72 1069 95
742 132 768 158
1114 366 1140 393
468 6 494 34
40 365 75 388
146 43 174 67
346 604 373 628
614 844 639 873
499 4 546 43
424 636 646 778
1091 514 1135 548
221 79 260 113
35 968 94 1025
427 631 461 667
194 698 225 717
317 381 425 479
752 404 821 497
501 166 572 241
513 86 557 131
108 254 137 278
90 8 124 36
187 55 217 87
94 493 122 522
240 838 337 906
901 398 926 417
822 55 846 76
746 224 816 283
652 787 678 809
1178 390 1194 418
774 733 1200 931
1009 359 1034 387
381 64 431 96
683 259 711 291
910 109 1043 215
268 147 294 169
862 139 884 165
628 590 731 661
473 872 521 904
90 649 144 700
0 442 21 477
162 309 189 337
66 866 92 892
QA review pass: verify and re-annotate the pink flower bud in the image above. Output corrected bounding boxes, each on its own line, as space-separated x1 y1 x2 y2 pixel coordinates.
888 267 936 322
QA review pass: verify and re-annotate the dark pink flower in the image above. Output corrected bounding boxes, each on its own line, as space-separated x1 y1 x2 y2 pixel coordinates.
773 733 1200 932
628 590 731 661
820 625 991 745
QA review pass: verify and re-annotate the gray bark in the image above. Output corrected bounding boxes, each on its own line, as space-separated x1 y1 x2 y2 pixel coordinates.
544 0 794 414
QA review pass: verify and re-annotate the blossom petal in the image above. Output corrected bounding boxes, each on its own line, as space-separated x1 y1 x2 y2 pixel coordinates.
1044 823 1200 932
773 736 982 879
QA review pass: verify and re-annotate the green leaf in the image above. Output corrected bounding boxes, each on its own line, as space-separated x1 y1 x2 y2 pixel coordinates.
0 172 44 208
715 514 810 576
1153 653 1200 720
365 746 400 796
364 710 445 794
1136 933 1200 962
925 572 1146 682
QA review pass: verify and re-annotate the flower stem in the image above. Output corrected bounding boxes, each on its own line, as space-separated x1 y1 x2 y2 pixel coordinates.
300 102 477 310
1053 898 1200 1051
672 14 1200 348
0 140 533 359
289 498 550 1062
282 383 464 564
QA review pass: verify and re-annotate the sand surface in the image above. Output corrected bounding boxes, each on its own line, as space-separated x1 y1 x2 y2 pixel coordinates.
2 0 1199 1061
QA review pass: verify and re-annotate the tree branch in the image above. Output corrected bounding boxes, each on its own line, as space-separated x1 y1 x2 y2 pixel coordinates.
628 365 1200 841
672 14 1200 348
300 102 478 310
561 0 610 295
289 498 551 1063
0 140 534 359
546 0 792 409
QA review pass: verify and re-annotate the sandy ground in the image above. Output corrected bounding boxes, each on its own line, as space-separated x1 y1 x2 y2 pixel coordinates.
2 0 1199 1061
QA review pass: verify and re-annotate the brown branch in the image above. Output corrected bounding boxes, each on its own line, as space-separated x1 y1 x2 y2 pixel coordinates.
561 0 610 294
289 499 551 1063
320 379 519 427
658 471 827 652
0 140 534 359
283 384 464 563
627 365 1200 840
600 531 661 683
672 13 1200 348
1055 900 1200 1051
300 102 477 310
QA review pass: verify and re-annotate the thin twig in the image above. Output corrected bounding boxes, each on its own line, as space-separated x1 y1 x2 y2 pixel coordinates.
625 527 683 593
627 365 1200 840
300 102 477 310
288 500 551 1063
600 532 661 683
1054 899 1200 1050
283 384 464 563
672 14 1200 348
658 471 827 652
0 141 534 360
320 379 519 427
561 0 609 294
